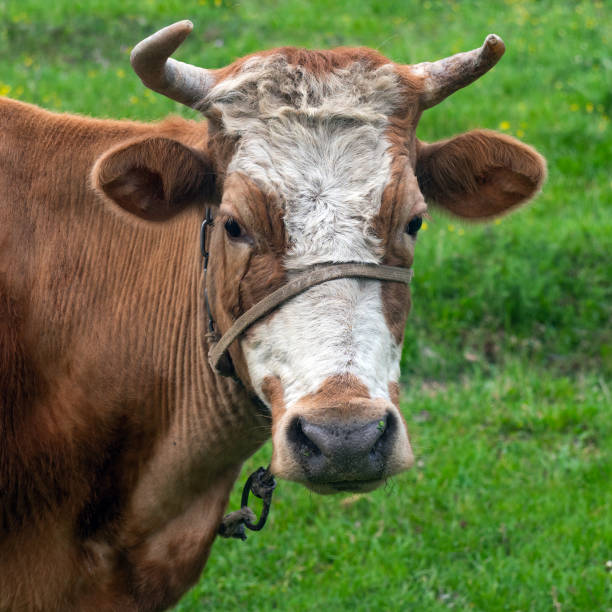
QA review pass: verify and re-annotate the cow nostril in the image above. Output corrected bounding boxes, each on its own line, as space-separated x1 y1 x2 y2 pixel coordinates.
287 417 322 459
370 412 395 457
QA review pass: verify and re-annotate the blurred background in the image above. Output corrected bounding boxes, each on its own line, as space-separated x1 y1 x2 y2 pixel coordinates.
1 1 610 609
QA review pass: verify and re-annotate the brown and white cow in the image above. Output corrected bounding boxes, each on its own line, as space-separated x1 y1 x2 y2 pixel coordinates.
0 21 545 611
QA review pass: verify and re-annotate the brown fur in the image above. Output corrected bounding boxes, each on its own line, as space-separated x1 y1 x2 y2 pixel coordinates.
205 173 289 386
371 114 423 345
388 381 400 408
0 98 268 611
261 375 286 438
285 374 392 435
297 374 371 412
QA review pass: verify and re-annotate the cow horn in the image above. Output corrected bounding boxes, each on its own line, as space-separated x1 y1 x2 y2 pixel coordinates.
130 20 215 108
412 34 505 110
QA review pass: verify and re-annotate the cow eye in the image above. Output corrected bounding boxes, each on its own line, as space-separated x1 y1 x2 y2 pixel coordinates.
224 218 243 239
406 216 423 236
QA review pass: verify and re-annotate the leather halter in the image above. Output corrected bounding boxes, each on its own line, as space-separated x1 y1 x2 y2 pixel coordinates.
200 208 413 377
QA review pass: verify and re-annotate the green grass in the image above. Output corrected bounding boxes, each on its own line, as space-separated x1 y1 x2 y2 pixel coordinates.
2 0 610 610
187 368 612 611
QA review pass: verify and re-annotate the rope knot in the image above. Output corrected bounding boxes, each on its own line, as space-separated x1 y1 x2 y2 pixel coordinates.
218 466 277 541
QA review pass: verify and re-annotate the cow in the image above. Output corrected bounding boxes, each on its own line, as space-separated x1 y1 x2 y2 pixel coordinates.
0 20 546 611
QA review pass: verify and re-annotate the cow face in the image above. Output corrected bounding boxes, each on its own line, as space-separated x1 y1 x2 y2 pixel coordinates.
96 22 546 493
200 55 420 492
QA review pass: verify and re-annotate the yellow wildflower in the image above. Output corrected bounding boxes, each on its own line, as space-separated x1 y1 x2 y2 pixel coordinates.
499 121 510 131
12 12 29 23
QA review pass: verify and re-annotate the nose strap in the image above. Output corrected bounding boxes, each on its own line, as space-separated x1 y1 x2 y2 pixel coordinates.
208 262 413 375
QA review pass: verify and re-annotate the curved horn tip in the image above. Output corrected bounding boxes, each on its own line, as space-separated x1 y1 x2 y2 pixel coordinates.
484 33 505 58
167 20 194 35
158 20 194 47
130 20 195 63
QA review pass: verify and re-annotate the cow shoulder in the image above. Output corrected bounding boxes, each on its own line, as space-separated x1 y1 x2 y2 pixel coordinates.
415 129 546 219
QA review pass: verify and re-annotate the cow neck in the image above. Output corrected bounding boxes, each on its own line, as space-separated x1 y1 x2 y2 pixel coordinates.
200 207 414 378
131 212 267 470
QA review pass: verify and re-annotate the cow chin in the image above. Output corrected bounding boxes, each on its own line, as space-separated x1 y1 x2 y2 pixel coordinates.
269 399 414 494
303 479 385 495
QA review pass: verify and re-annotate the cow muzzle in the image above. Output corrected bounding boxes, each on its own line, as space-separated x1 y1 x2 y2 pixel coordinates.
271 399 414 494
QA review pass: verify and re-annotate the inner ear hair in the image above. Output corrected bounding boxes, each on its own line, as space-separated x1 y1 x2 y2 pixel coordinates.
93 137 215 221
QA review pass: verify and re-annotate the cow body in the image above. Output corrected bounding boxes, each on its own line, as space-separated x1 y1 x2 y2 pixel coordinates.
1 22 546 611
0 99 268 609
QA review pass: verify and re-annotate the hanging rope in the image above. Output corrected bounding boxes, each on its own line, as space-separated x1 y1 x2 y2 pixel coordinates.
218 466 277 541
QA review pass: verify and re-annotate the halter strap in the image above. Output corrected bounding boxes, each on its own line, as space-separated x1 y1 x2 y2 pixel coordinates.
208 262 413 374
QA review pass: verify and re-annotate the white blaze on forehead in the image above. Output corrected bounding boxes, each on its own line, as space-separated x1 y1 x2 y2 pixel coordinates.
206 56 405 408
232 118 390 266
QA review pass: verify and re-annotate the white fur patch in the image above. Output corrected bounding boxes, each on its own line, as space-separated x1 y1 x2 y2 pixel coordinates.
206 56 405 408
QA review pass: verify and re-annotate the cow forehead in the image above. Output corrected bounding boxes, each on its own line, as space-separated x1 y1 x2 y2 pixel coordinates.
205 53 403 123
208 55 406 267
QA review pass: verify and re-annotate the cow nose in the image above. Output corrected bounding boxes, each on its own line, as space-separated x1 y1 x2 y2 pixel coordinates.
287 413 395 484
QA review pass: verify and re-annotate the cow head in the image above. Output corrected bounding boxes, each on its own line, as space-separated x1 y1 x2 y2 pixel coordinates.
94 22 545 493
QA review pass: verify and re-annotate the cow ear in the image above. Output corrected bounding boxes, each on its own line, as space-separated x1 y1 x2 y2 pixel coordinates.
415 130 546 219
93 137 215 221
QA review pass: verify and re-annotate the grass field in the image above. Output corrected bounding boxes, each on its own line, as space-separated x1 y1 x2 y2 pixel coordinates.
2 0 611 610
